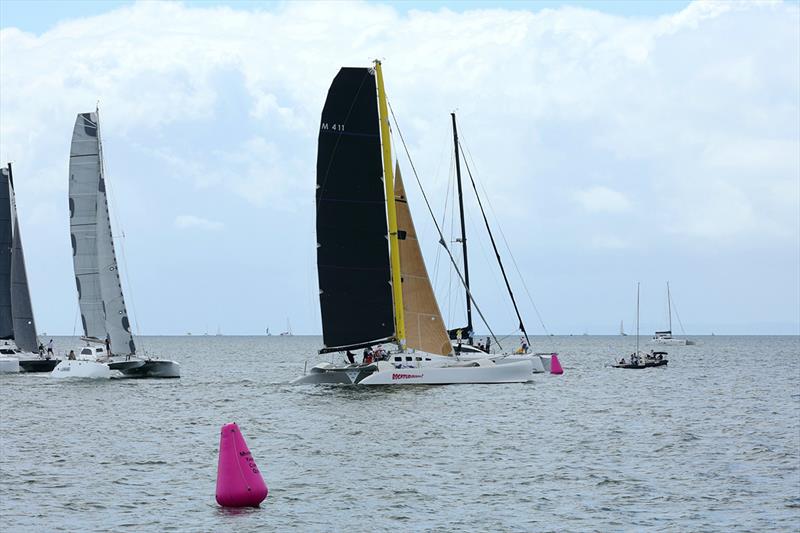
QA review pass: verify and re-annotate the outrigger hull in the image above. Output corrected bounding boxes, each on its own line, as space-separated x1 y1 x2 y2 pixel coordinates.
19 359 60 373
291 363 378 385
118 360 181 378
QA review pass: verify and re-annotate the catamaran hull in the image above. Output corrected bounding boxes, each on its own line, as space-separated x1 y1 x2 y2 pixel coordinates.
357 360 533 385
119 360 181 378
51 360 112 379
0 358 20 373
19 359 60 372
651 338 694 346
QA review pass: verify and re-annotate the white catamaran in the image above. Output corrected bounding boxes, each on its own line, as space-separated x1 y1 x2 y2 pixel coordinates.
52 111 180 379
0 163 54 373
651 281 695 346
293 62 532 385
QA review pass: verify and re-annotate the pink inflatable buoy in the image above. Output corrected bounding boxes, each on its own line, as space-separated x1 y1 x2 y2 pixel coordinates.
215 423 268 507
550 353 563 375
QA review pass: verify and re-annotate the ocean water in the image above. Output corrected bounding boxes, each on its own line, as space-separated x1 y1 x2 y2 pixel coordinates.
0 335 798 532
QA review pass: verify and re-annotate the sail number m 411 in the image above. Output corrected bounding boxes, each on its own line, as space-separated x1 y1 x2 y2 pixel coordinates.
321 123 345 131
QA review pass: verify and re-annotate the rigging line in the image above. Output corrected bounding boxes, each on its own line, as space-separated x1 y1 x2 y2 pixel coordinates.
458 134 552 336
670 291 688 335
457 139 530 346
388 102 502 349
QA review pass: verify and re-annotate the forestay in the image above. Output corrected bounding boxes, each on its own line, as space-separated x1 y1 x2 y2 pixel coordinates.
69 112 136 355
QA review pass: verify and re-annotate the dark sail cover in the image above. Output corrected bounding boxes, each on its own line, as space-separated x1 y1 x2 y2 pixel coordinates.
0 169 12 339
316 67 394 351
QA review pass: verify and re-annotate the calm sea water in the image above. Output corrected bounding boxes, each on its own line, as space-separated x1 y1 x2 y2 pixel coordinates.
1 335 798 532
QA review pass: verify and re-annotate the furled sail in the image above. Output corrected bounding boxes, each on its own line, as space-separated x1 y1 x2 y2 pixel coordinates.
69 112 136 355
394 165 451 356
0 167 14 340
316 67 394 352
7 168 38 352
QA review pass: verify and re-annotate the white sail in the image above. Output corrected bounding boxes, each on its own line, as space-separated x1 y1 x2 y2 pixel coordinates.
69 112 135 355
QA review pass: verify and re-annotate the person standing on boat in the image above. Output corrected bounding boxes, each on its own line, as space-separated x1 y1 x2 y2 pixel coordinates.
68 350 76 360
362 346 373 365
105 335 112 357
345 351 355 364
46 339 54 357
38 342 45 358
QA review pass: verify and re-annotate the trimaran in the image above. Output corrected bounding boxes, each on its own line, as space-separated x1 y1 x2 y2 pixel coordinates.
293 62 533 385
52 110 180 379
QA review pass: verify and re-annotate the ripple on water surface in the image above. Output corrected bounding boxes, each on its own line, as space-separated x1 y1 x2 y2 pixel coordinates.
1 335 798 531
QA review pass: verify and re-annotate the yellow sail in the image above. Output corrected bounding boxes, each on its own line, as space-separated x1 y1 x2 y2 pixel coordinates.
394 164 453 356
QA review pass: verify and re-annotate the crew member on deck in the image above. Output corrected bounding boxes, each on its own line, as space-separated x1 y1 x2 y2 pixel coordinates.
47 339 54 357
105 336 112 357
362 347 373 365
346 351 355 364
68 350 76 360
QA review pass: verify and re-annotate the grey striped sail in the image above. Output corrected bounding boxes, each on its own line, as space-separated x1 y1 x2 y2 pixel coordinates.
0 165 38 352
69 112 135 355
316 67 395 353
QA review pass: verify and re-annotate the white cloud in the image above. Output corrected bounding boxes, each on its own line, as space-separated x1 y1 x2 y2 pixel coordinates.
174 215 223 231
0 0 797 334
573 186 632 213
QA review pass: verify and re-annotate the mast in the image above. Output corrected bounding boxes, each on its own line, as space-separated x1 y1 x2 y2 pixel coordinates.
374 60 405 349
667 281 672 332
451 113 472 339
636 283 640 355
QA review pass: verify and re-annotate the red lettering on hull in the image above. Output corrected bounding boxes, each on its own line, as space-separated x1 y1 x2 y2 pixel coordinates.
392 373 423 380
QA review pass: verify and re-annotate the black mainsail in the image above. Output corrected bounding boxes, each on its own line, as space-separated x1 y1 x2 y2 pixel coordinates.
0 164 38 351
316 67 394 352
0 166 14 341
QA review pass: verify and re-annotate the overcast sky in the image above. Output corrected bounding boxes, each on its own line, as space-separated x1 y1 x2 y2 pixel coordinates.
1 0 798 336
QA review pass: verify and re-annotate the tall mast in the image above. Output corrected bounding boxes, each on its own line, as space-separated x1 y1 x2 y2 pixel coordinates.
636 282 640 355
374 60 405 349
667 281 672 332
451 113 472 339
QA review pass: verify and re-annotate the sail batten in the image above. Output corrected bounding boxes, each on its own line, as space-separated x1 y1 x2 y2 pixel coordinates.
69 112 136 355
316 68 394 351
395 165 452 356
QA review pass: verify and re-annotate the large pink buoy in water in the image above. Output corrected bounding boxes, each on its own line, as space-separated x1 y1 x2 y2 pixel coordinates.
215 423 268 507
550 353 563 375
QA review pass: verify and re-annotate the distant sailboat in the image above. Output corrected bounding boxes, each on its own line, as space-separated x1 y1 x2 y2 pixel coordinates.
53 110 180 379
0 163 54 372
279 319 292 336
265 327 271 336
620 320 628 336
652 282 695 346
614 283 668 369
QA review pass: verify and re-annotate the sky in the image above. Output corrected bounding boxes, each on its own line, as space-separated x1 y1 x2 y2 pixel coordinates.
0 0 798 336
